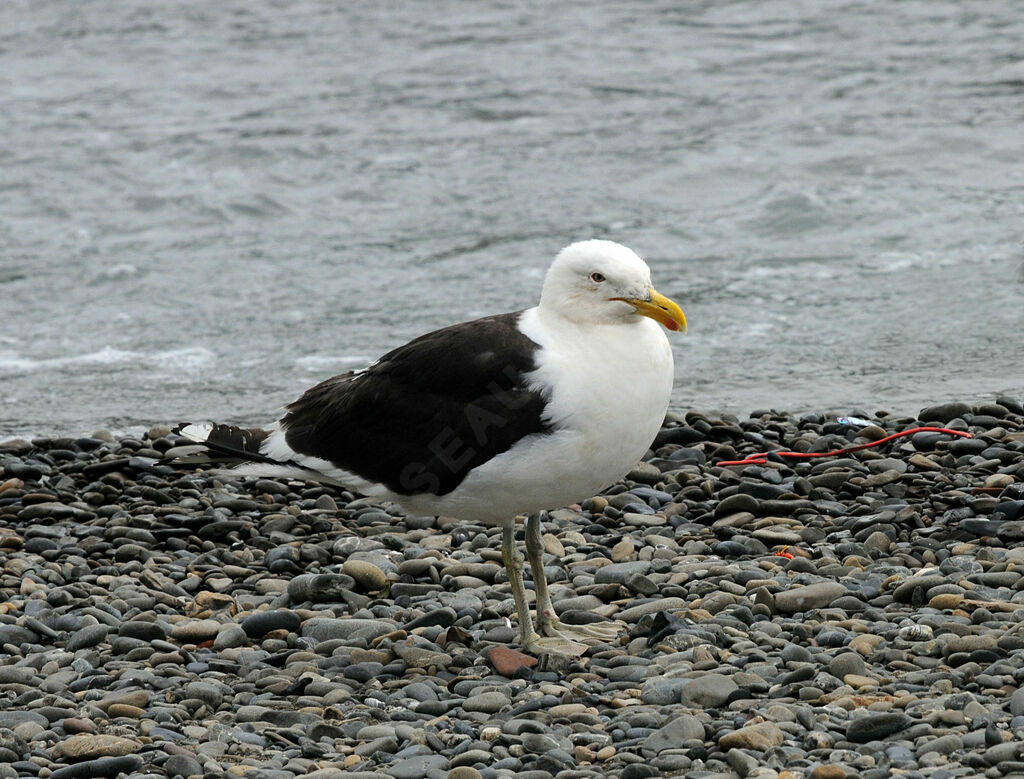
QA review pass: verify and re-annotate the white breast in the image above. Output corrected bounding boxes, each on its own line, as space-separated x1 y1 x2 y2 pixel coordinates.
520 306 674 485
399 306 674 523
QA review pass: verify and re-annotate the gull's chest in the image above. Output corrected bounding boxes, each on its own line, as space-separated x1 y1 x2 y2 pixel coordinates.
531 321 674 449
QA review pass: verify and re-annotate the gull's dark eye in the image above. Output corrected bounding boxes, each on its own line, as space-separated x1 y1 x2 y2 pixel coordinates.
590 272 606 283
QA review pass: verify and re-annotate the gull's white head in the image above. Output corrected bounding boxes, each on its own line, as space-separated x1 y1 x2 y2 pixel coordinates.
539 239 687 331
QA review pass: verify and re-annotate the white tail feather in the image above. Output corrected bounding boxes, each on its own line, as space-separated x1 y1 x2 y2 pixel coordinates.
177 422 214 443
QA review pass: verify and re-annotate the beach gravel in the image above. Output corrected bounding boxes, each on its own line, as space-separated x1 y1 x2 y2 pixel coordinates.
0 400 1023 777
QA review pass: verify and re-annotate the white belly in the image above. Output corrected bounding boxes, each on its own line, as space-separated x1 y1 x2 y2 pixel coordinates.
397 310 675 523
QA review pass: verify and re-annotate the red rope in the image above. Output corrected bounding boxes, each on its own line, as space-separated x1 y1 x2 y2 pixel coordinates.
716 426 972 467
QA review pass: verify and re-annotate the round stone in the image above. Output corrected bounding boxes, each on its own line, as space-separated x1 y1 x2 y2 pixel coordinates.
170 619 220 644
241 609 301 638
342 559 389 591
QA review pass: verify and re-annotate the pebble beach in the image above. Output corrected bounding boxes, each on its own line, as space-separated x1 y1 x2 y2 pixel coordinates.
2 399 1024 779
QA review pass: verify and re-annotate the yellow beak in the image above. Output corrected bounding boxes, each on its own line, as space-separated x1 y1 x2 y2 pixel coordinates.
612 288 687 333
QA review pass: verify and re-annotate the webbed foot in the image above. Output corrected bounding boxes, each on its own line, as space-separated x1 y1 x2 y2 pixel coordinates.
523 632 589 657
539 615 624 644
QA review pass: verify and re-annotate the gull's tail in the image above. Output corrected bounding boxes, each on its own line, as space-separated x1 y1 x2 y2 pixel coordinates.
174 422 274 464
173 421 347 486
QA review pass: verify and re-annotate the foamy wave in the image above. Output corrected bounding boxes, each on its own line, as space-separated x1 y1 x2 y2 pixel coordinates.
89 263 141 284
857 251 928 273
0 346 216 375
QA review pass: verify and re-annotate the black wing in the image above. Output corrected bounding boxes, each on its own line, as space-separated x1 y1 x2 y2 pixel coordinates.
281 312 551 496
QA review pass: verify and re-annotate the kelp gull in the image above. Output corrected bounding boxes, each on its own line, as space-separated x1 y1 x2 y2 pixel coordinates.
178 239 687 655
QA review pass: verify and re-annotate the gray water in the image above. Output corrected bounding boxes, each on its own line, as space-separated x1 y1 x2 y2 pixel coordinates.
2 0 1023 438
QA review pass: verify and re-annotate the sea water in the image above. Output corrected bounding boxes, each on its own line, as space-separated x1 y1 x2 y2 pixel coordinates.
2 0 1022 436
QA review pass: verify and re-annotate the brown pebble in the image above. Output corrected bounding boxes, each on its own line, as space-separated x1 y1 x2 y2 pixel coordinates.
595 745 616 760
106 704 147 719
447 768 483 779
57 734 140 759
855 425 887 441
909 453 942 470
848 634 884 656
719 721 784 751
542 533 565 556
611 539 634 562
192 591 236 613
342 559 389 591
843 674 879 689
97 690 151 712
488 645 538 676
61 718 96 735
984 473 1014 489
573 745 596 763
928 593 964 610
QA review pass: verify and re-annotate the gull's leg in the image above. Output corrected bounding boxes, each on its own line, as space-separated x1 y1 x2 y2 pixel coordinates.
501 516 585 657
525 511 557 633
525 511 622 644
501 518 538 650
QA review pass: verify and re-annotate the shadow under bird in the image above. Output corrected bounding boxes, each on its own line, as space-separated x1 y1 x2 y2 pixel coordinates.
177 239 687 655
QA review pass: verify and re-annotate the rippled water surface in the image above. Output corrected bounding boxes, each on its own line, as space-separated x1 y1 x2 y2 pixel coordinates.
3 1 1023 437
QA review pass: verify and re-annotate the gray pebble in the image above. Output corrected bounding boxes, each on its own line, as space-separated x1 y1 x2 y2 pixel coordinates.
164 753 204 777
301 617 394 644
594 561 652 584
643 714 704 753
65 624 109 651
213 624 248 649
774 582 847 613
241 609 301 638
462 691 510 714
916 733 962 757
828 652 866 679
641 678 689 706
847 712 912 743
1009 687 1024 717
2 407 1021 779
48 755 144 779
287 573 359 603
680 673 738 708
